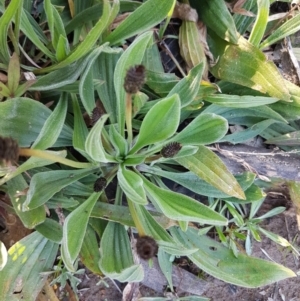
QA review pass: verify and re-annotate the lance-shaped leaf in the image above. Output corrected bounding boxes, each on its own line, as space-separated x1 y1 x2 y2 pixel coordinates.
118 166 148 205
32 93 68 150
99 222 144 282
205 94 279 108
80 225 102 275
140 165 255 199
167 63 204 107
171 113 228 145
35 218 63 244
0 232 59 300
104 0 176 45
190 0 238 44
129 94 180 154
23 168 97 210
265 131 300 146
171 227 296 288
7 175 45 229
35 0 111 74
143 176 228 225
85 114 116 163
61 192 100 272
179 20 206 70
210 36 291 102
248 0 269 47
176 146 245 199
7 53 20 94
0 242 7 271
260 12 300 50
220 119 276 144
0 97 72 147
114 31 153 134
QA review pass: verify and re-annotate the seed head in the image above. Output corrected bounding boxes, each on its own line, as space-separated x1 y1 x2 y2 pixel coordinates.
124 65 146 94
0 136 19 165
93 177 107 192
136 235 158 260
161 142 182 158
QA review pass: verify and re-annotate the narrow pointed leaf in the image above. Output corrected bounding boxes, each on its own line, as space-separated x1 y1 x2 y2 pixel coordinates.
24 168 97 210
248 0 269 47
61 192 100 272
0 232 58 300
190 0 238 44
130 94 180 154
210 36 290 102
117 166 148 205
168 63 204 107
32 93 67 149
205 94 279 108
99 222 144 282
176 146 245 199
85 114 116 163
7 53 20 93
105 0 176 45
171 227 295 288
143 176 228 225
171 113 228 145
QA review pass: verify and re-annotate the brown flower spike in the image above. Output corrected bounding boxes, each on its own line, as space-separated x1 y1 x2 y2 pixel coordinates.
136 235 158 260
161 142 182 158
90 107 104 126
0 136 19 165
93 177 107 192
124 65 146 94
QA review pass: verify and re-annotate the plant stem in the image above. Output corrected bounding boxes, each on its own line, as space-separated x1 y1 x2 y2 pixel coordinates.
125 92 133 145
19 148 95 169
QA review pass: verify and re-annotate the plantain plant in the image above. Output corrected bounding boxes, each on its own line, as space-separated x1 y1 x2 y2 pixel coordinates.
0 0 299 299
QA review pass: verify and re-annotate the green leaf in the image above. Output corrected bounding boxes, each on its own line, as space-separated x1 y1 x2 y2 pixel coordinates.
0 97 72 147
190 0 238 44
205 94 279 108
94 48 123 124
72 94 90 157
7 53 20 94
85 114 116 163
23 168 97 210
265 131 300 146
80 225 102 275
176 146 245 199
171 227 296 288
0 241 7 271
117 166 148 205
130 94 180 154
36 0 111 73
141 166 255 199
7 175 45 229
79 47 106 114
210 36 290 102
61 192 100 272
143 176 228 225
260 12 300 49
35 218 63 243
248 0 269 47
44 0 67 51
99 222 144 282
32 93 67 149
20 9 55 60
104 0 176 45
220 119 276 144
114 31 153 133
168 63 204 107
0 0 23 63
0 232 58 301
171 113 228 145
225 184 266 203
109 125 128 157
